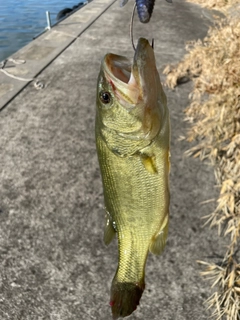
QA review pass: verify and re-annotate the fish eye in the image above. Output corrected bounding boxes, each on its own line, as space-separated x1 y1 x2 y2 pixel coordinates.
99 91 111 104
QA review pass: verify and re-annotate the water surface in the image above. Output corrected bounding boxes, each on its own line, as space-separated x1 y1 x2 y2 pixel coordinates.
0 0 86 62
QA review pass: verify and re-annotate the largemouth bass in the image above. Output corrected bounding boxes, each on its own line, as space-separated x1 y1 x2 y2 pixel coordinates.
95 38 170 319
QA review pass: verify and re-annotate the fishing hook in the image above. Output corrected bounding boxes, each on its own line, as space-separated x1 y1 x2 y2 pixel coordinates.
130 2 154 52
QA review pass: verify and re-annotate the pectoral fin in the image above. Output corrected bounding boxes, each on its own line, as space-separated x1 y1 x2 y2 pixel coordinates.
104 213 116 245
140 154 158 174
149 215 169 255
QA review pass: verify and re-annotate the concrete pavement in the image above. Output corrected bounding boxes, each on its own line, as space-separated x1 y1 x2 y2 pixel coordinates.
0 1 227 319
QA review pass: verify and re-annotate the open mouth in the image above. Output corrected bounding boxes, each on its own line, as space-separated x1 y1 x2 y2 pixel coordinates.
106 56 131 84
103 54 140 106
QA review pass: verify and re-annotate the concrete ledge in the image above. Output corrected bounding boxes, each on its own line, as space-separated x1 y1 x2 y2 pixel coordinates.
0 0 116 111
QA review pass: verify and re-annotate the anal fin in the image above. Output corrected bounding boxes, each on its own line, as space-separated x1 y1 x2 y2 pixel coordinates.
149 215 169 255
104 212 116 245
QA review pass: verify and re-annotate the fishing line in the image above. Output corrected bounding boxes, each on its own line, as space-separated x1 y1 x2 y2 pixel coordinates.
130 3 136 51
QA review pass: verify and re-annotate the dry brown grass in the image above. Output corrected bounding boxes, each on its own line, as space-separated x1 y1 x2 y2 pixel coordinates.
163 6 240 320
198 259 240 320
185 0 237 11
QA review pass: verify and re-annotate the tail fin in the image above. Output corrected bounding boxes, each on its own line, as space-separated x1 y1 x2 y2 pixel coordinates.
110 281 145 319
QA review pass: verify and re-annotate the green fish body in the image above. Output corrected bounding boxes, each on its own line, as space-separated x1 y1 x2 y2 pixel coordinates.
95 38 170 319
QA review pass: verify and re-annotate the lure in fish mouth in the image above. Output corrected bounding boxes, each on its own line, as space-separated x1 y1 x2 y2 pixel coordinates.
96 38 170 319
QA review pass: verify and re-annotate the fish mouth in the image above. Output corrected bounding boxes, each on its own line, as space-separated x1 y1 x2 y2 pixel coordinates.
103 38 156 108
